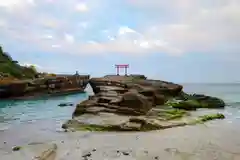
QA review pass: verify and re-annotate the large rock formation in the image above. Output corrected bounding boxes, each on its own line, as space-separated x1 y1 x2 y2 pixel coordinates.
0 74 90 99
63 75 225 132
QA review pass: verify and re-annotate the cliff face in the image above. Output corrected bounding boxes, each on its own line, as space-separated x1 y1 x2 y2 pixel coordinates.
0 46 37 79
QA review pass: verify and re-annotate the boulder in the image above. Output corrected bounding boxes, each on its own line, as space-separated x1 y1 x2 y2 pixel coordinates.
168 100 199 110
189 94 225 108
118 92 153 115
167 94 225 110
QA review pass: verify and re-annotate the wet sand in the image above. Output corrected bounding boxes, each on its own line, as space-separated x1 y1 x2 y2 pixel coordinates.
1 118 240 160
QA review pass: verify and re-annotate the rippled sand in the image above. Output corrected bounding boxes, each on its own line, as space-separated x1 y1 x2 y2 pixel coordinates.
0 118 240 160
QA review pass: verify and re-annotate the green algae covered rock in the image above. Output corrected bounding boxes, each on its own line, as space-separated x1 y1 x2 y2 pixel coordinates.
62 112 225 132
157 109 189 120
189 113 225 125
166 94 225 110
167 100 200 110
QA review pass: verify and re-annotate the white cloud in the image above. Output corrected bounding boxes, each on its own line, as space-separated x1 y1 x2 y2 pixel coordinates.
125 0 240 54
42 35 53 39
0 0 35 11
0 0 22 7
0 0 239 57
107 36 115 41
118 26 137 35
19 62 42 69
51 44 61 48
75 2 88 12
64 33 74 43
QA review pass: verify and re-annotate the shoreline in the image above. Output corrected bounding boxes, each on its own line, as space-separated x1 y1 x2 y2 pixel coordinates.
0 117 240 160
0 106 239 159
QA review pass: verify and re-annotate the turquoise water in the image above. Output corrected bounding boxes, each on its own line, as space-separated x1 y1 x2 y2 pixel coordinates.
0 84 239 131
0 93 89 131
0 84 240 145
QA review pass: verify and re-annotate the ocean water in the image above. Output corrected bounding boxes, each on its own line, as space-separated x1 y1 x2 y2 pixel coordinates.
0 93 89 135
182 83 240 121
0 84 240 159
0 84 240 132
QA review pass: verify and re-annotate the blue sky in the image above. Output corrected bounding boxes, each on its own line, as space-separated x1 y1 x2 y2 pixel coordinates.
0 0 239 83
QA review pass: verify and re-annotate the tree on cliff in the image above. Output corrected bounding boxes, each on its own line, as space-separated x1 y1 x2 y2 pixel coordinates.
0 45 37 79
29 65 37 73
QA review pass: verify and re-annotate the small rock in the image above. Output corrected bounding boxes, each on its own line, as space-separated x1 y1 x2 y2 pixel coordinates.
12 146 21 151
154 156 159 159
61 141 64 143
92 148 96 152
58 102 74 107
82 152 91 158
62 124 68 129
4 141 6 144
122 151 130 156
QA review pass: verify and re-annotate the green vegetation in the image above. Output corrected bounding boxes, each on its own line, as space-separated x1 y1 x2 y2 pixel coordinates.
158 109 189 120
167 100 202 110
62 122 125 132
167 98 225 111
189 113 225 125
0 46 37 79
68 124 121 132
63 112 226 132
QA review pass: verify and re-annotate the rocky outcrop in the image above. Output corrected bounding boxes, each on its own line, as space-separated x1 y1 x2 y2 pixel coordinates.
74 75 179 117
63 75 226 132
167 93 225 110
0 74 90 99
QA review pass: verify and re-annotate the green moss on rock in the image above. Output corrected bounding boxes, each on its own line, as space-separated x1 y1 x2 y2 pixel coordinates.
167 100 200 110
71 124 123 132
167 97 225 110
158 109 188 120
189 113 225 125
62 113 225 132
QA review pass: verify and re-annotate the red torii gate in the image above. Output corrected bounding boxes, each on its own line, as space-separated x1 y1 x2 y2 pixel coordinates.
115 64 129 76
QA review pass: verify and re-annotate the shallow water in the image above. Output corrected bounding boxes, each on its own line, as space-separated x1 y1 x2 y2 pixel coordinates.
0 84 240 159
0 93 88 131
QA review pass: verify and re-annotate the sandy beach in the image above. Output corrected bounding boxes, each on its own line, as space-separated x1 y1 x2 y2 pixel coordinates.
1 118 240 160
